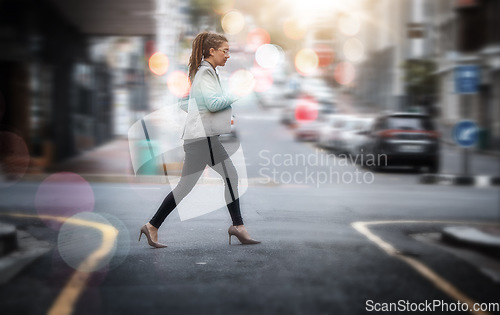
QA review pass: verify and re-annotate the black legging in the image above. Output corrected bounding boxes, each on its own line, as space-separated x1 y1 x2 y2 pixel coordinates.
149 136 243 228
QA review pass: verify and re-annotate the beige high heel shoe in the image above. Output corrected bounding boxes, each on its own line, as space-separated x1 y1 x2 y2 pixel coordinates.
228 226 261 245
139 225 167 248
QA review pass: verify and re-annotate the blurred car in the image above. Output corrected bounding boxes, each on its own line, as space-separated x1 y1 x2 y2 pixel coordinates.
294 120 323 142
293 104 335 142
258 85 288 108
300 77 336 107
282 93 335 128
256 66 294 109
316 114 353 150
280 102 296 126
362 113 440 172
343 117 375 157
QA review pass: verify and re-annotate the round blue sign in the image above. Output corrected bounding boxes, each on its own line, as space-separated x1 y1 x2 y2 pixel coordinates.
452 120 478 148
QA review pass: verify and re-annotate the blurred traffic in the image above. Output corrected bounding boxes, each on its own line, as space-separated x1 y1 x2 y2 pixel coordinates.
0 0 498 180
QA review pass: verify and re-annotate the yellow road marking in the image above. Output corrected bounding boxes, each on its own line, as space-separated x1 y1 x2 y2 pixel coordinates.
352 220 499 315
2 213 118 315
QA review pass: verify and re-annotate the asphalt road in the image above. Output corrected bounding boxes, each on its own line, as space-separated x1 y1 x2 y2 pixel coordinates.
0 103 499 315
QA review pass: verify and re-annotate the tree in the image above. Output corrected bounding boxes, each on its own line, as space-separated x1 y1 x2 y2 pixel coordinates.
402 59 438 112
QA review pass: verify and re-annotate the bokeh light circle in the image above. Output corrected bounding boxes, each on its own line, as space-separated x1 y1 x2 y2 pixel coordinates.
251 67 273 93
339 14 361 36
167 71 191 97
343 38 365 62
149 52 169 76
295 49 319 75
35 172 95 230
295 96 319 121
213 0 235 15
57 212 117 272
283 18 306 40
255 44 283 69
100 213 130 270
0 131 30 188
221 10 245 35
229 69 256 96
51 248 109 287
334 61 356 86
246 28 271 52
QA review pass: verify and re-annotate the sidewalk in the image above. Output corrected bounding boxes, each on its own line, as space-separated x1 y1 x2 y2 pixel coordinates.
17 131 500 184
48 138 134 175
23 138 183 183
420 123 500 186
438 123 500 158
442 226 500 259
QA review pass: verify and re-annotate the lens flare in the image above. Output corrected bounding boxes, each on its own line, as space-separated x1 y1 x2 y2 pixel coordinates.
255 44 283 69
283 18 306 40
343 38 364 62
35 172 95 230
246 28 271 51
167 71 191 97
149 52 169 76
295 49 319 75
221 10 245 35
334 61 356 86
251 67 273 93
295 96 319 121
57 212 116 272
229 69 256 96
339 14 361 36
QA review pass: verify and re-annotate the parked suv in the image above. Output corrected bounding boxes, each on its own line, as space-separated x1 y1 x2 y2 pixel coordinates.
362 113 440 172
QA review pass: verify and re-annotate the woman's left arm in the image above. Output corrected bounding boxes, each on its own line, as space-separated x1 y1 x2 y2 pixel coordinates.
200 71 237 112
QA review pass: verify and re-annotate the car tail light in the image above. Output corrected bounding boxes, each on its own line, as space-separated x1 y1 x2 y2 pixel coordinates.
231 118 234 125
379 130 397 138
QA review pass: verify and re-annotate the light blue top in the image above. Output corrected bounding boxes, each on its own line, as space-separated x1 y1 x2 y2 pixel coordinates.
181 60 237 139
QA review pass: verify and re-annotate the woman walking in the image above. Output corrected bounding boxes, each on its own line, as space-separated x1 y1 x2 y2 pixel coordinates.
139 32 260 248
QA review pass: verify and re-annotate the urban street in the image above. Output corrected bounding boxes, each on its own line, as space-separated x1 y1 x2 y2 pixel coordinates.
0 103 499 314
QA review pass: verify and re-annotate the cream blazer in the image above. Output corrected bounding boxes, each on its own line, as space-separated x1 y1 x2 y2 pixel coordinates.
181 60 237 139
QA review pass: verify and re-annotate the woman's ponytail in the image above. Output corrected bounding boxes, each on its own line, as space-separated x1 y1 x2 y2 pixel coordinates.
188 32 209 82
188 32 228 82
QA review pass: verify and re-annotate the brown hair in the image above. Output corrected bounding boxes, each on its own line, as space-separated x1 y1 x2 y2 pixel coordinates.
188 32 228 82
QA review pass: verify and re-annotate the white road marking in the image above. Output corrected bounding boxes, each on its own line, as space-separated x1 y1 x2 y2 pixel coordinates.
352 220 499 315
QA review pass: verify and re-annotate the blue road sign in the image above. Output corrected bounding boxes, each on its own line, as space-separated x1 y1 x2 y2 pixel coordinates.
454 65 480 94
453 120 478 148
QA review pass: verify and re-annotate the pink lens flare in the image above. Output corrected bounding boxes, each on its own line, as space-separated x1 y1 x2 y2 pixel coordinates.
35 172 95 230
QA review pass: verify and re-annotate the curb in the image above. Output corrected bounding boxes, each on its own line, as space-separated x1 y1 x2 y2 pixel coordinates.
441 226 500 259
441 139 500 158
420 174 500 186
0 228 51 284
0 222 18 257
18 173 279 186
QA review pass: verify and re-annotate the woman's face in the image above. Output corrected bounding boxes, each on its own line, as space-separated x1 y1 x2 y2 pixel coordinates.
212 41 230 67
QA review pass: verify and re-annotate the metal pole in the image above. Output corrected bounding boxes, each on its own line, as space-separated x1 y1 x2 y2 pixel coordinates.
463 148 469 176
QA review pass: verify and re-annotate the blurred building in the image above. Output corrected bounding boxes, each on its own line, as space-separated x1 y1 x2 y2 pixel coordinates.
355 0 411 112
0 0 157 171
431 0 500 150
355 0 499 150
